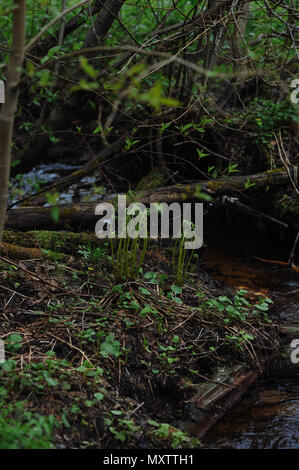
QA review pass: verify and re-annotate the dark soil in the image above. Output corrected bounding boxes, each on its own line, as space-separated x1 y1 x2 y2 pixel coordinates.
0 231 281 449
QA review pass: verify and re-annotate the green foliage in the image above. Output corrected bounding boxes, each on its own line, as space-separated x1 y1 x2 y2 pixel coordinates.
125 138 141 151
143 270 167 285
110 235 148 281
100 334 121 359
172 222 198 286
147 420 200 449
226 98 298 147
244 178 255 190
167 284 183 304
0 400 58 449
247 98 298 144
110 203 148 281
204 289 273 324
45 192 60 223
5 334 23 353
77 241 107 263
106 415 140 444
197 149 209 159
226 330 255 350
227 163 239 174
139 82 180 111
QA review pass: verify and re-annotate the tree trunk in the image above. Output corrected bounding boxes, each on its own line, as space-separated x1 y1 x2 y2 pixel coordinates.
30 0 104 58
14 0 127 173
0 0 26 249
83 0 126 49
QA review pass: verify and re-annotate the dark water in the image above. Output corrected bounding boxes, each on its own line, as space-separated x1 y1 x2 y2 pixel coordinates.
9 164 299 448
201 231 299 449
9 162 106 206
203 378 299 448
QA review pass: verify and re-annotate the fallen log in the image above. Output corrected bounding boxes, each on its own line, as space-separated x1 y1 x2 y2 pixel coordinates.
1 230 98 256
6 167 291 231
176 324 298 439
135 166 291 204
1 242 44 260
175 364 264 440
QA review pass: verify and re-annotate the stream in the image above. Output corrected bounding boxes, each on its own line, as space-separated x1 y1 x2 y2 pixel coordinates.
8 163 299 448
9 162 106 206
200 229 298 449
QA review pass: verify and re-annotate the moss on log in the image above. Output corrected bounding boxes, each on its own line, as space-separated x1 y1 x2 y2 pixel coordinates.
5 167 291 231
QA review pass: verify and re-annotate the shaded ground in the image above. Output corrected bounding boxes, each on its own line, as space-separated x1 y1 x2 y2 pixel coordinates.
0 231 281 449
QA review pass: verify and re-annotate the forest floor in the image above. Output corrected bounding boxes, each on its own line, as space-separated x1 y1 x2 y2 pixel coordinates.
0 230 282 449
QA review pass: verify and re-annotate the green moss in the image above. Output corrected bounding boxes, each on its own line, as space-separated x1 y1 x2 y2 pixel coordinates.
136 169 166 191
2 231 36 248
28 231 99 255
41 249 67 262
0 260 12 271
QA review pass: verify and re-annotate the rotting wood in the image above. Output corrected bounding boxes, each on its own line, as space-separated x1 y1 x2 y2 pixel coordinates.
278 324 299 338
180 324 299 439
1 242 44 260
191 366 260 439
176 363 264 440
188 365 243 411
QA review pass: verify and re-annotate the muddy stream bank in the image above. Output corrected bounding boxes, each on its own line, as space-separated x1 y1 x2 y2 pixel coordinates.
7 163 299 448
200 227 298 449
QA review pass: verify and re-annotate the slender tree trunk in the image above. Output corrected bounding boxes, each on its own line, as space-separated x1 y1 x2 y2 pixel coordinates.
83 0 126 49
0 0 26 249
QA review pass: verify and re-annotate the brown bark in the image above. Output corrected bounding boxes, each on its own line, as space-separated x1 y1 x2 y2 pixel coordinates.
83 0 126 49
0 0 26 249
1 242 43 260
188 365 263 439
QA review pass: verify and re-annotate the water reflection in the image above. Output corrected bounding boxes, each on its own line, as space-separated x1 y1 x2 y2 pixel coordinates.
204 379 299 449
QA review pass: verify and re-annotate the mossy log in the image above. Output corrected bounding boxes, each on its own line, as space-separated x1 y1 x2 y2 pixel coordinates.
1 242 44 260
2 230 98 254
5 167 292 231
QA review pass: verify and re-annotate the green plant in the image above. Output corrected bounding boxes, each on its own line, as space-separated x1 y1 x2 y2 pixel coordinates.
147 420 200 448
204 290 273 324
100 334 121 359
196 149 209 159
167 284 183 304
158 343 180 367
110 203 148 280
125 138 141 151
45 192 60 223
0 400 58 449
227 162 239 174
244 177 255 189
78 241 106 263
226 330 255 350
107 415 140 443
143 270 167 286
172 222 197 286
5 334 23 353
